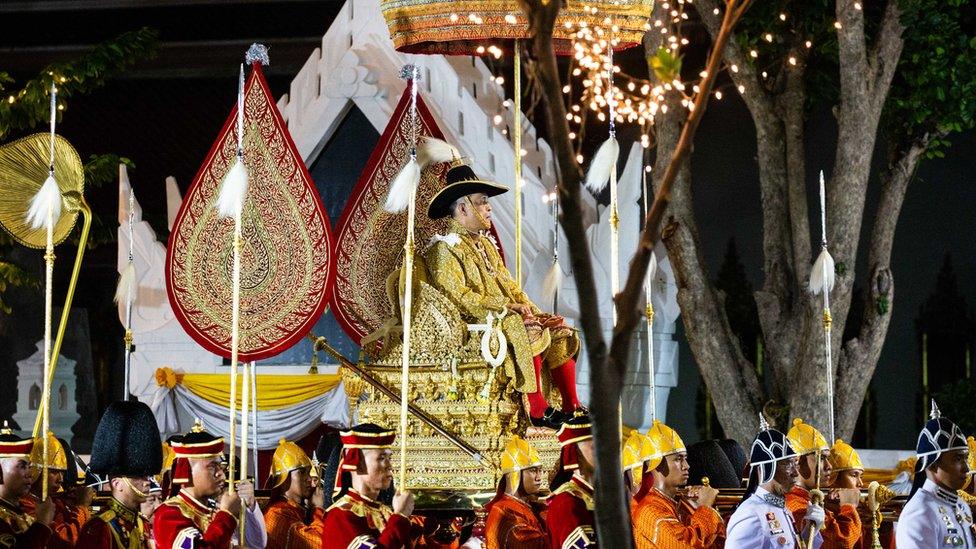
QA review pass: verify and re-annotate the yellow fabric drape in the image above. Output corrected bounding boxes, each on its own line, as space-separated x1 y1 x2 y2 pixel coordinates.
155 367 340 411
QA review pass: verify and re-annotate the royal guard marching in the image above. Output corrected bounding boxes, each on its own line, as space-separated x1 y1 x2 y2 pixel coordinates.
322 423 417 549
264 438 325 548
727 415 814 548
785 419 861 548
152 421 244 548
547 413 596 549
76 401 162 549
896 401 974 548
631 420 724 549
422 139 584 429
484 435 548 549
20 431 91 548
0 422 53 548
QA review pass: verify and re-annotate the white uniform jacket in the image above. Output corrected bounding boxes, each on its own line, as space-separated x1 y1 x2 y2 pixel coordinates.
896 478 975 548
726 486 822 549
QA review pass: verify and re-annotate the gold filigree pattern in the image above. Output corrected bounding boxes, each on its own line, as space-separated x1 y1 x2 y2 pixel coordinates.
167 64 333 360
381 0 655 55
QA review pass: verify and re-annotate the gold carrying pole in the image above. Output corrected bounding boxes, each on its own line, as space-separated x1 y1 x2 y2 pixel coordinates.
32 198 91 437
805 453 824 548
513 41 523 286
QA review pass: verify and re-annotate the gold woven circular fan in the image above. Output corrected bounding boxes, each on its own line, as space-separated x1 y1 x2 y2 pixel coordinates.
0 133 84 248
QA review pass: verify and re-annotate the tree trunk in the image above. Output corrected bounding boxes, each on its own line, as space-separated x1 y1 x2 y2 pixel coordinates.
681 0 906 440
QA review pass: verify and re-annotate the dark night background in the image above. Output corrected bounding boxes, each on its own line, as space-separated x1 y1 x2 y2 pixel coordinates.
1 1 973 451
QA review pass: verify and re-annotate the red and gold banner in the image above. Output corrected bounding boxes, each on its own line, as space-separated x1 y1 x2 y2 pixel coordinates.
166 62 334 361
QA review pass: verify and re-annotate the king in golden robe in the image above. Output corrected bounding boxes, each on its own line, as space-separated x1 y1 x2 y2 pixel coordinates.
421 140 583 429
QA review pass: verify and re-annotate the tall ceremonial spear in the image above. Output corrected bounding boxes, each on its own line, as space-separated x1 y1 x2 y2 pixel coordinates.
809 170 836 441
383 64 422 489
215 61 248 531
115 166 136 401
584 47 622 324
25 83 64 501
641 167 658 421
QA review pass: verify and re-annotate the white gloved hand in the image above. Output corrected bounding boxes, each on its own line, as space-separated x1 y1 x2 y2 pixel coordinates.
804 503 826 531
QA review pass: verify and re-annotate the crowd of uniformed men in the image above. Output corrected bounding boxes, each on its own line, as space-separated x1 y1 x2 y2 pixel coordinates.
0 397 974 548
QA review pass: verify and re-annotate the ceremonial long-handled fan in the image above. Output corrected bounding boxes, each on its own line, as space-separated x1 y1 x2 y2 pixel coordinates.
0 131 91 500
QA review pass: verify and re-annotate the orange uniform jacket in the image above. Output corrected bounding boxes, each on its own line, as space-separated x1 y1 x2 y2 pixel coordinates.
484 494 548 549
546 475 597 549
631 488 725 549
321 489 413 549
20 493 88 548
0 497 52 549
265 498 325 548
75 498 151 549
151 490 237 549
785 486 861 549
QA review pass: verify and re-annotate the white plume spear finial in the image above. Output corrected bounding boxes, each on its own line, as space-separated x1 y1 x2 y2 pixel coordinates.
215 64 248 219
383 65 424 214
808 170 835 295
26 83 63 231
584 134 620 194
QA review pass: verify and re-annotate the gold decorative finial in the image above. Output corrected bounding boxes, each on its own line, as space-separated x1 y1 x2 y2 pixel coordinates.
192 419 205 433
1 420 10 435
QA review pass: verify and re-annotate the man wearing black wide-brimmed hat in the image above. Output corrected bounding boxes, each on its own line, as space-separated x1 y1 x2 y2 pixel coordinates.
76 401 161 548
422 138 584 430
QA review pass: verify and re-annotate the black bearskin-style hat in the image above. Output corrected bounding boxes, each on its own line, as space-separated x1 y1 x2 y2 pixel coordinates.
427 163 508 219
748 414 796 485
89 401 163 478
687 440 740 489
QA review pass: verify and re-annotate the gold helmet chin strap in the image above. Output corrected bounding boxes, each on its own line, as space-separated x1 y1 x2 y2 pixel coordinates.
121 476 150 499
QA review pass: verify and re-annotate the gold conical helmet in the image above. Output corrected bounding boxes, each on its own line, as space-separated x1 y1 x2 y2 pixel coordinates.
621 431 654 472
647 420 686 470
829 439 864 472
268 439 313 489
786 418 829 455
29 431 67 471
500 435 542 494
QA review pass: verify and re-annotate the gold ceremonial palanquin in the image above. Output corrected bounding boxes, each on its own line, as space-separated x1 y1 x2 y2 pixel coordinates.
333 88 560 493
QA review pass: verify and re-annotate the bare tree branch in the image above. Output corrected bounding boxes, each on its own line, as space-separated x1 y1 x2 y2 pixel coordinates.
868 0 906 112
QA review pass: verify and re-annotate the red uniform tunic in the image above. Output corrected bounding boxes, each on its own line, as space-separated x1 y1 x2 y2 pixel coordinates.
75 497 151 549
484 493 548 549
20 492 89 547
785 486 861 549
321 489 413 549
264 498 325 548
151 490 237 549
546 474 597 549
0 496 52 549
631 488 725 549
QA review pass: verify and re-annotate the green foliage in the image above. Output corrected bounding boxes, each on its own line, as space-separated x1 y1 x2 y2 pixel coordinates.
885 0 976 155
0 260 37 314
933 378 976 435
649 47 683 83
84 154 135 189
0 27 158 141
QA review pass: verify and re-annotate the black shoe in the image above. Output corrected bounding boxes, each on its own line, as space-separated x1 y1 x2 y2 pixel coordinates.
529 407 564 430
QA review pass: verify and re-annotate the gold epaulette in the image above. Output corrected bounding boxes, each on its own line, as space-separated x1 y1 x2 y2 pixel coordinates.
326 494 393 532
551 479 595 511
